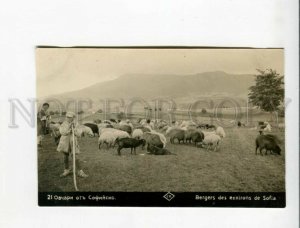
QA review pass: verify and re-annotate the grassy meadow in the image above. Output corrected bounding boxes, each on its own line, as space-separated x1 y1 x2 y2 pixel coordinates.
38 122 285 192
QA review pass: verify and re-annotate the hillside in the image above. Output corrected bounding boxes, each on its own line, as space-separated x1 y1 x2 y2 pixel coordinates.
49 71 255 100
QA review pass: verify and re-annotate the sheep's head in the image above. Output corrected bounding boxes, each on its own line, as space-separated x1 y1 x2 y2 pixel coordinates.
274 145 281 155
88 132 94 137
140 139 146 150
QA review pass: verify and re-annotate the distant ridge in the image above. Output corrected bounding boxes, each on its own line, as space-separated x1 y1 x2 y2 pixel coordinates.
48 71 255 100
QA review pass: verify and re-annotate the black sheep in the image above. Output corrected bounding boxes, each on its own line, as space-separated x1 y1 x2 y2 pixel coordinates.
168 128 185 144
83 123 99 136
255 134 281 155
147 144 175 155
191 131 204 146
143 132 164 151
237 121 241 127
115 138 146 155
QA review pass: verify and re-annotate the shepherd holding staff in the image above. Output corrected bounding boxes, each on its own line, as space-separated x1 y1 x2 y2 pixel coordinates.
57 111 88 180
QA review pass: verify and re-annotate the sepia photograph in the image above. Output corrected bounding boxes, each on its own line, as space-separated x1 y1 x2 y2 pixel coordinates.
36 47 285 207
0 0 298 226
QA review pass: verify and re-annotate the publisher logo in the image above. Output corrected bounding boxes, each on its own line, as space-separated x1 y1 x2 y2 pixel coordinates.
163 192 175 201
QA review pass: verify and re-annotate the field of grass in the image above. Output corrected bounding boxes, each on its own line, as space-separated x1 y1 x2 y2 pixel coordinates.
38 127 285 192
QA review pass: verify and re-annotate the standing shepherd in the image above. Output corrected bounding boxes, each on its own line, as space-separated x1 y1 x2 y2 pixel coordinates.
38 103 51 135
37 102 51 147
57 111 88 178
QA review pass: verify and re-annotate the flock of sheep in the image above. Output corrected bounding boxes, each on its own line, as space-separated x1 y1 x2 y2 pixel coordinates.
46 118 282 156
46 118 225 156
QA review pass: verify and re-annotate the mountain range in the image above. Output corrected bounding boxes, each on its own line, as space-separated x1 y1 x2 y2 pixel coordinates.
48 71 255 101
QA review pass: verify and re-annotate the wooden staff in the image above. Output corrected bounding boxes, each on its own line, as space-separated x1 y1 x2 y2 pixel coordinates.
71 124 79 191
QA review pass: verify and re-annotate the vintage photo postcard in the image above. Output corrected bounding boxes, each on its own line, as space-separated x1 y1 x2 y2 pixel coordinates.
36 47 285 207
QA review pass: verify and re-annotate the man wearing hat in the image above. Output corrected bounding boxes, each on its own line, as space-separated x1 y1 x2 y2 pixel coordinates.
38 102 51 135
57 111 88 178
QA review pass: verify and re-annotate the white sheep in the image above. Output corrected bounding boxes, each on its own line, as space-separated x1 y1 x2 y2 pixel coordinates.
98 131 117 149
119 120 134 129
180 120 196 128
132 129 144 139
149 121 155 130
97 123 111 132
166 126 181 135
150 130 167 148
181 126 188 131
75 125 94 137
143 125 153 131
263 123 272 132
173 121 180 126
98 129 131 149
277 123 284 131
100 127 118 134
100 128 130 139
216 126 226 138
161 125 169 132
48 123 61 137
139 119 147 125
249 126 258 130
202 130 216 137
202 134 222 151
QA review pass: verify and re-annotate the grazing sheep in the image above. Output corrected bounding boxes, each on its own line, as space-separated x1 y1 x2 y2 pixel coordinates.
103 128 130 139
143 132 164 151
202 130 217 137
48 122 61 145
114 124 132 135
181 126 188 131
94 119 102 124
83 123 99 136
149 121 155 130
109 118 117 123
255 134 281 155
143 125 153 131
132 129 144 139
98 129 130 149
165 126 181 135
119 120 134 130
97 123 113 132
98 131 116 149
184 129 198 143
202 134 221 151
216 126 226 138
206 124 216 130
277 123 285 131
115 138 146 155
161 125 169 132
48 122 61 133
198 123 215 129
139 119 147 125
190 131 205 146
180 120 196 128
75 125 94 137
147 144 175 155
171 121 180 127
103 120 112 124
263 123 272 132
157 121 168 129
150 130 167 148
167 128 185 144
197 124 207 129
136 126 151 133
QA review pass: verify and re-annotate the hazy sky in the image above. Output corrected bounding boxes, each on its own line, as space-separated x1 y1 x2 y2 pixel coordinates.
36 48 284 97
